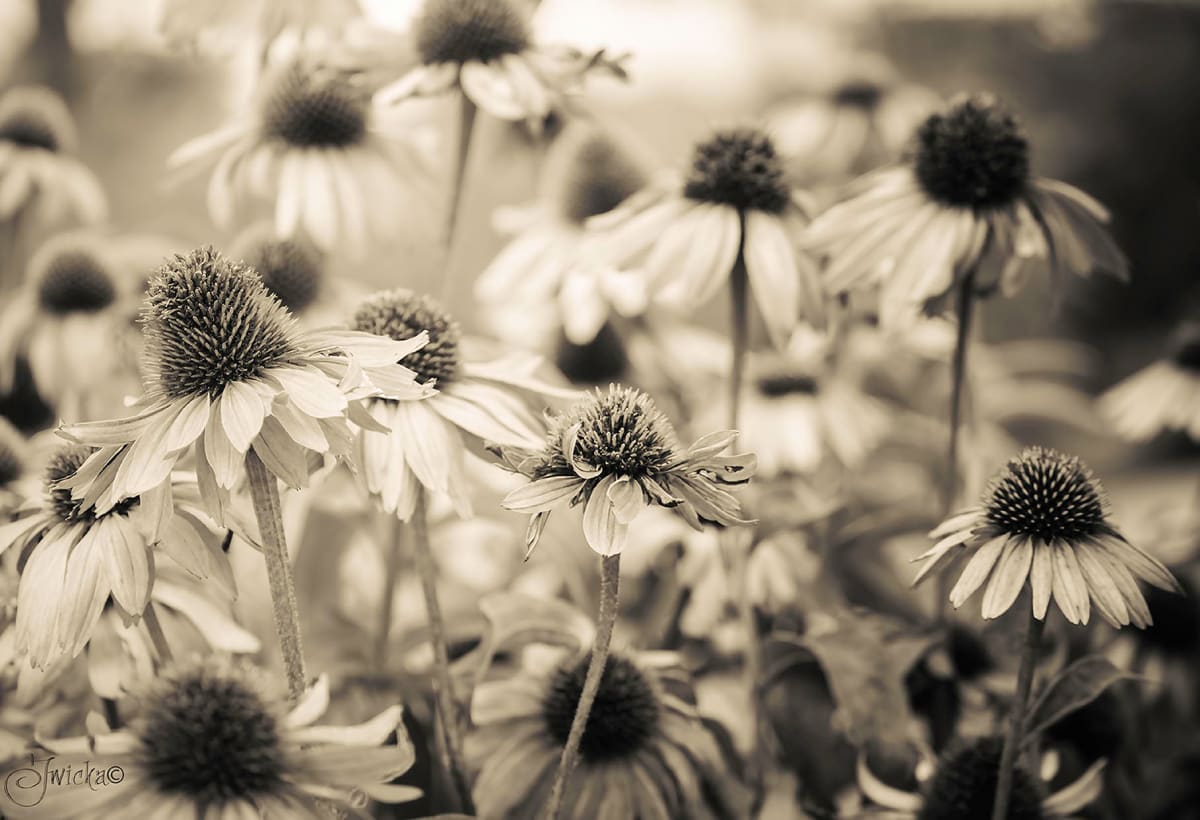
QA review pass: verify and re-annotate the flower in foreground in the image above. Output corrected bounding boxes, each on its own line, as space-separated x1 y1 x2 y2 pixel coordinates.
498 384 755 556
855 735 1105 820
588 127 825 348
913 447 1181 627
57 247 433 522
0 86 106 251
170 59 428 255
0 444 233 669
476 123 650 345
1099 321 1200 443
377 0 627 126
350 288 576 519
805 94 1127 327
35 661 418 818
467 643 748 818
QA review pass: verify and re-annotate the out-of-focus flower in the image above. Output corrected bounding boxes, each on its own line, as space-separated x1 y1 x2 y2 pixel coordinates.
169 59 428 256
467 642 748 818
349 288 575 519
1099 321 1200 443
0 86 106 272
377 0 627 127
36 661 418 818
498 384 755 556
0 417 26 508
854 735 1105 819
805 94 1127 327
86 564 259 699
730 328 891 477
0 444 233 670
768 55 939 185
589 127 825 348
476 123 650 345
0 232 140 416
159 0 364 53
56 247 433 522
914 447 1181 628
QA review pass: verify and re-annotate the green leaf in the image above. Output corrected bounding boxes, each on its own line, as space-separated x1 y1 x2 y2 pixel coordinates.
1022 655 1135 746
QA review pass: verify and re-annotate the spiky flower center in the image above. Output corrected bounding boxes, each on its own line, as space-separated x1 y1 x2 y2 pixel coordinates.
233 230 323 314
136 666 287 804
756 373 818 398
537 386 676 479
143 247 299 400
554 323 629 385
913 95 1029 210
683 129 790 214
556 133 646 224
260 65 368 149
415 0 530 65
0 88 67 152
542 654 660 762
352 289 460 385
1167 323 1200 373
919 737 1043 820
45 445 136 523
983 447 1107 542
834 80 884 110
35 248 117 315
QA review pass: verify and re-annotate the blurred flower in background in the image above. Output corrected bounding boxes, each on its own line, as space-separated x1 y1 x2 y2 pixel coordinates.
1100 321 1200 444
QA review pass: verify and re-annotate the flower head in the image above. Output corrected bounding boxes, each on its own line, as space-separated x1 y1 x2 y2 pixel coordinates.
914 447 1182 627
229 222 324 314
1099 320 1200 442
499 384 755 556
170 60 427 255
468 643 748 818
58 247 432 521
378 0 626 126
350 288 574 519
806 93 1128 327
36 662 417 818
856 735 1105 819
588 127 824 348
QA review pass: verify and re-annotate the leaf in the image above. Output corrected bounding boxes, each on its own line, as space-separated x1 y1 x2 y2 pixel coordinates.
799 607 941 755
1022 655 1136 746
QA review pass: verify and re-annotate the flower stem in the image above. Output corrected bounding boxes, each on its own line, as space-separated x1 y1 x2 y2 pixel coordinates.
143 602 173 664
441 91 477 302
544 553 621 820
728 232 749 431
374 514 404 671
410 486 474 815
991 607 1044 820
245 450 308 703
945 273 976 514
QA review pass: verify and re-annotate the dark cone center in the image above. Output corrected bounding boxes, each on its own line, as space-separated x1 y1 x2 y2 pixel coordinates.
542 654 660 763
352 289 460 385
683 128 790 214
983 447 1107 541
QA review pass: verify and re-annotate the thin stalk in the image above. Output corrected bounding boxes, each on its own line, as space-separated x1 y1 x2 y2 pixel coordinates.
374 514 404 671
938 275 976 620
991 607 1045 820
441 91 478 302
142 602 173 664
544 554 621 820
411 486 474 815
727 232 749 432
245 450 308 703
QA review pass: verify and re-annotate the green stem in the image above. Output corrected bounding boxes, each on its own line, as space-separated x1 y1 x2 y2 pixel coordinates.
245 450 308 703
374 514 404 672
992 607 1044 820
543 554 621 820
411 487 474 814
143 602 172 664
441 91 477 302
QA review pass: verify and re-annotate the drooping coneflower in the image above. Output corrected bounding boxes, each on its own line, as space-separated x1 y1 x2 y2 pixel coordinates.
35 662 419 818
170 59 429 256
1099 321 1200 443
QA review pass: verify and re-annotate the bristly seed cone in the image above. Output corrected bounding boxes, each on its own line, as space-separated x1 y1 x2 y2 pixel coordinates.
542 653 660 762
683 128 790 214
535 385 677 479
554 131 647 224
414 0 530 65
982 447 1107 542
913 94 1029 210
35 247 117 315
918 737 1044 820
135 663 288 804
260 64 368 149
45 444 137 522
232 228 324 314
0 87 70 152
352 288 461 385
143 247 299 400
